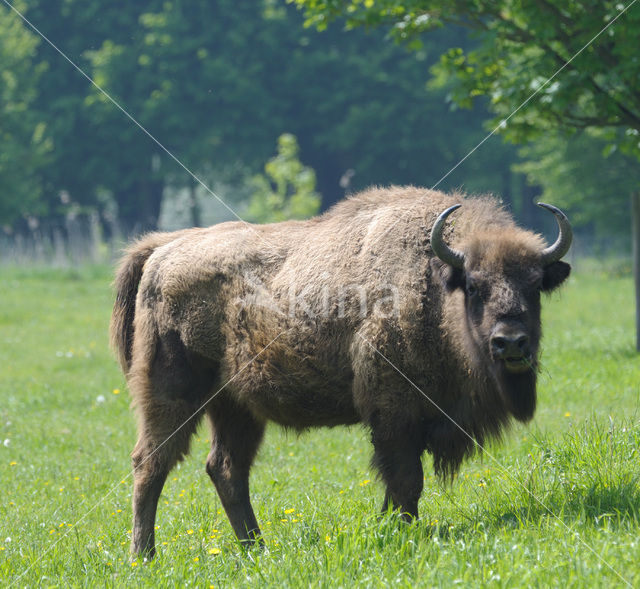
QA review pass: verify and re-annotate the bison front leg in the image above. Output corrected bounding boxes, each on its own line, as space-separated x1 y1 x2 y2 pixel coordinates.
371 430 424 520
205 399 265 545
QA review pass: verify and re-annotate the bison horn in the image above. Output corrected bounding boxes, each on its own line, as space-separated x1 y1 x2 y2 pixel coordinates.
431 204 465 269
537 203 573 265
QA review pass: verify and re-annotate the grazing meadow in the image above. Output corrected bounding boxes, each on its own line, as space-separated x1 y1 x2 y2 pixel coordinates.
1 263 639 587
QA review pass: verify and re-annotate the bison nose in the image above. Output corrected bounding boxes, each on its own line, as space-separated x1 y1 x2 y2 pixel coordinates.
491 333 529 359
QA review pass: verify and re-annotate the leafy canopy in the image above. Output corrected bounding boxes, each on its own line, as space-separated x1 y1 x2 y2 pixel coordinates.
293 0 640 159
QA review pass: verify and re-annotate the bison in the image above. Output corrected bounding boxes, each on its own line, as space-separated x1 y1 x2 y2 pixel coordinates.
110 186 572 557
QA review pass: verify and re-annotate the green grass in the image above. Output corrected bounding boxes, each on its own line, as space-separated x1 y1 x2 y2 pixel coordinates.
1 266 639 587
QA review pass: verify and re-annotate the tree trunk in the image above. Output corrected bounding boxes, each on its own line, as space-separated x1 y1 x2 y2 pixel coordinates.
632 191 640 351
296 135 344 211
501 167 512 210
189 177 201 227
115 178 164 238
519 177 540 229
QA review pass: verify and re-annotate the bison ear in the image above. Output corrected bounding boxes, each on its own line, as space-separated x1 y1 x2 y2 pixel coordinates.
430 258 465 293
542 260 571 292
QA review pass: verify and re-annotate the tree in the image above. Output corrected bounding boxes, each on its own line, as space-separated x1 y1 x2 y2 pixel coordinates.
4 0 543 247
247 133 321 223
0 2 50 227
515 128 640 255
294 0 640 348
3 1 157 236
293 0 640 161
7 0 529 232
85 0 528 212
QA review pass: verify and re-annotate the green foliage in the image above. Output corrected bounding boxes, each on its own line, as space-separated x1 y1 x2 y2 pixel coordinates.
0 0 530 233
515 128 640 248
1 268 640 585
0 2 51 224
295 0 640 159
247 134 321 223
5 0 637 238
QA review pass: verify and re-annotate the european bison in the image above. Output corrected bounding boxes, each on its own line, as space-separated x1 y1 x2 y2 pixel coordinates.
110 186 572 556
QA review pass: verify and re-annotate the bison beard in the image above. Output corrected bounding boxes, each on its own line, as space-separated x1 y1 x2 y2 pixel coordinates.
110 186 571 556
498 367 537 422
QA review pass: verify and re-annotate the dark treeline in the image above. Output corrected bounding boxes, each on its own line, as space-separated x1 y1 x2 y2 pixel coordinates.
0 0 637 254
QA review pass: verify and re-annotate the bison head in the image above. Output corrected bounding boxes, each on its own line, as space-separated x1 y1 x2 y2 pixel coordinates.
430 203 572 421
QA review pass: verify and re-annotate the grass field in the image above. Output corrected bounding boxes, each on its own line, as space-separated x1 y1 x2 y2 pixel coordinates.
1 265 639 587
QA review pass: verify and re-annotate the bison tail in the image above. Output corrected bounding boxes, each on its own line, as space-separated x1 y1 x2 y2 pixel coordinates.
110 232 173 373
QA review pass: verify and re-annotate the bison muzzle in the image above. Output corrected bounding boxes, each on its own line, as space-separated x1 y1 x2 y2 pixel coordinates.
110 187 571 557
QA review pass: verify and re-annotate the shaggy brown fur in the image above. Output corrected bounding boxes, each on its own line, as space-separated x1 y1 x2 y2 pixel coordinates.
111 186 571 556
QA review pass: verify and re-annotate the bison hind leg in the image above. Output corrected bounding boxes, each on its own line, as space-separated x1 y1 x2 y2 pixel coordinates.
205 397 265 545
128 330 215 558
130 400 203 558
